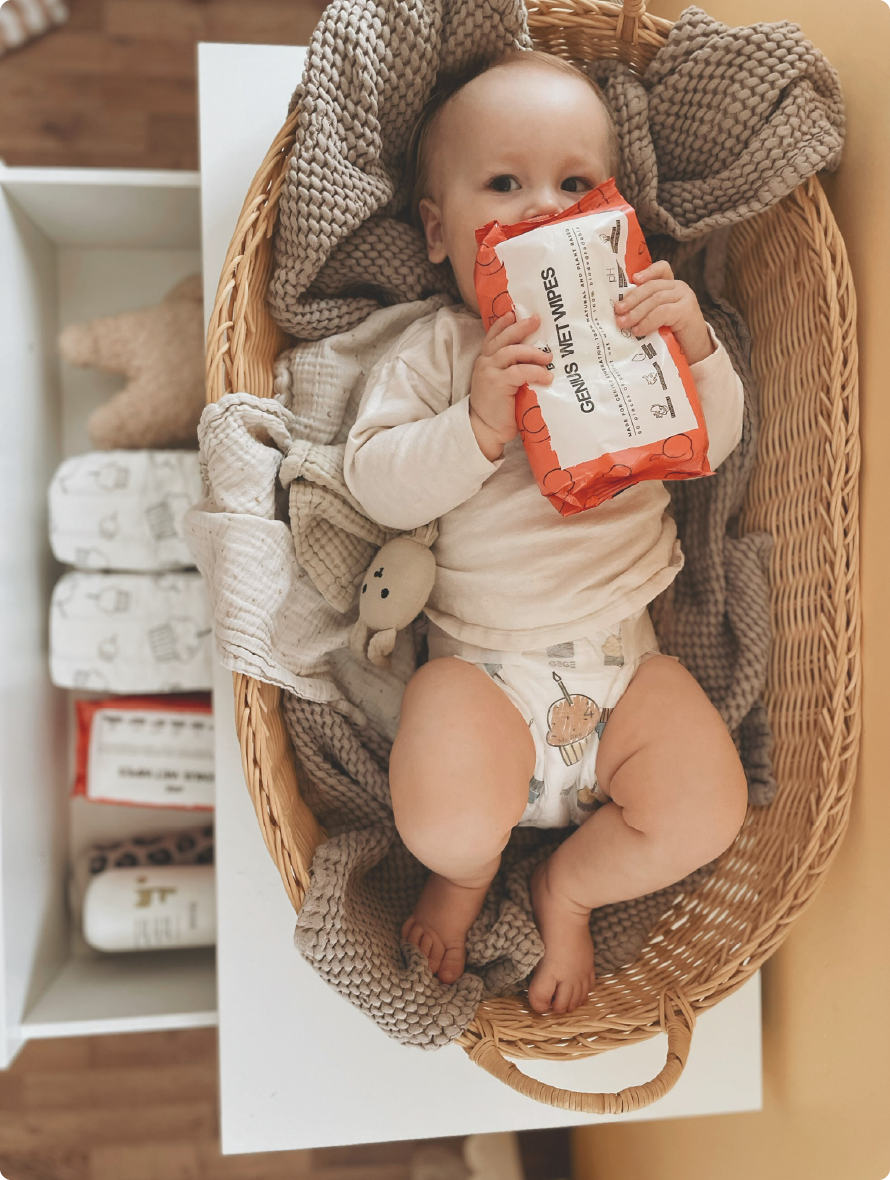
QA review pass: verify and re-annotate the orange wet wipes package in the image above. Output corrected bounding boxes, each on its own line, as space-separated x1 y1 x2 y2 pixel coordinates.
474 178 711 516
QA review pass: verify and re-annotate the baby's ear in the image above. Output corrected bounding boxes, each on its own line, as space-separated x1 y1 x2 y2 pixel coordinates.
418 198 447 265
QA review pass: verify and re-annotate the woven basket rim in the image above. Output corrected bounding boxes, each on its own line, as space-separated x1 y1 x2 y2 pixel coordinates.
203 0 861 1112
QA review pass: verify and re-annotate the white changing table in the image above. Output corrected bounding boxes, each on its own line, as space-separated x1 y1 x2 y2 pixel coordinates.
198 42 763 1155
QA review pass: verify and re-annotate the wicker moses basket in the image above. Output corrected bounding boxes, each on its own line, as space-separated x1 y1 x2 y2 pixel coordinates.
205 0 861 1114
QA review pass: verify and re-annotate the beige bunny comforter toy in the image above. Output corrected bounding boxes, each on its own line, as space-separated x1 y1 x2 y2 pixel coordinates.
349 533 437 667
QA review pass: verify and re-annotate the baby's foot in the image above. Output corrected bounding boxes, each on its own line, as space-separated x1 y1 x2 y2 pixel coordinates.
528 859 596 1014
402 872 490 984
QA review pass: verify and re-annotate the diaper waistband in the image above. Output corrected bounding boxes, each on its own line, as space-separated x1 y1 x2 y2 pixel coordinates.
427 607 659 667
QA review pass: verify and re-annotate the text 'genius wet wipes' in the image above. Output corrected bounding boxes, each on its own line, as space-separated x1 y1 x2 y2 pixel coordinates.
474 179 711 516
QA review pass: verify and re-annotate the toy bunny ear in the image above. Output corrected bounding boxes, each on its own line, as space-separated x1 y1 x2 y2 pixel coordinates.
348 618 371 661
348 618 396 667
367 628 398 668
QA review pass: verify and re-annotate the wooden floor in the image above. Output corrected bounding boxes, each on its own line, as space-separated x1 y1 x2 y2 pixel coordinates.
0 0 327 169
0 1027 435 1178
0 1027 570 1179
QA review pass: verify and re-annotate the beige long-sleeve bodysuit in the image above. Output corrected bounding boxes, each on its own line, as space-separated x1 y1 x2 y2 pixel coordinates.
344 302 744 653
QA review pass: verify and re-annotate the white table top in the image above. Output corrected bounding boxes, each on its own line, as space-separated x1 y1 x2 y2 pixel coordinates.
198 41 763 1155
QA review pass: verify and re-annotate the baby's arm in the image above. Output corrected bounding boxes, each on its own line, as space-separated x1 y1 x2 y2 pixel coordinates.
686 325 744 469
467 313 553 461
344 353 503 531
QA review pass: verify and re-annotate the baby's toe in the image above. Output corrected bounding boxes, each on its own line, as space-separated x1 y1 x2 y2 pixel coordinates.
402 918 421 945
527 968 557 1014
436 945 465 984
552 979 576 1015
428 935 447 975
402 919 444 974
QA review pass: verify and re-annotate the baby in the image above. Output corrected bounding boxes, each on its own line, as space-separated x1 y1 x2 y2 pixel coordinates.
344 49 749 1015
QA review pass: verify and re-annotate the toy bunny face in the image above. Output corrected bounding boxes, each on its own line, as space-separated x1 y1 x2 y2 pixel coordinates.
360 559 397 629
357 536 437 632
358 537 433 631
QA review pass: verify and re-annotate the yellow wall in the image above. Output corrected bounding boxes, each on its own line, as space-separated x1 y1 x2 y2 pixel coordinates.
574 2 890 1178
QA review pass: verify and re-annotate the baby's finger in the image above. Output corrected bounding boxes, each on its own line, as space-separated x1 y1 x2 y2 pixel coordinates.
615 279 677 315
630 260 673 284
627 302 686 339
494 343 553 370
485 311 516 335
615 288 683 330
505 362 554 387
484 312 541 352
480 312 516 353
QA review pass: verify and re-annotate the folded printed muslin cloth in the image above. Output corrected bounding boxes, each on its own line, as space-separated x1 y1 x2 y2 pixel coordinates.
50 571 213 693
185 298 447 712
49 451 201 572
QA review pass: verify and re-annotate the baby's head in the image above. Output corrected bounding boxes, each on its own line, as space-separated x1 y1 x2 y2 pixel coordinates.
409 50 619 312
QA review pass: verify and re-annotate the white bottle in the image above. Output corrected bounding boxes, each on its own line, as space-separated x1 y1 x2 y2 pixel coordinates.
82 864 216 952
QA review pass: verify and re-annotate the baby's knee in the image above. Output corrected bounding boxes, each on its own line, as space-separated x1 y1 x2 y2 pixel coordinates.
620 742 748 875
394 807 513 875
390 758 524 864
670 749 749 869
700 755 749 860
390 658 530 864
615 664 748 866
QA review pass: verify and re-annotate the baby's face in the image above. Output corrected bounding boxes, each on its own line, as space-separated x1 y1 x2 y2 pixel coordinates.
419 66 614 313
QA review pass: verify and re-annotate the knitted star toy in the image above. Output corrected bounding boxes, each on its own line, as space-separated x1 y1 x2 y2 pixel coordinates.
58 275 206 450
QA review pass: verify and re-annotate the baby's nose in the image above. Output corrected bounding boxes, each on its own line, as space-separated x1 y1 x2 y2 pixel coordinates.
525 191 563 221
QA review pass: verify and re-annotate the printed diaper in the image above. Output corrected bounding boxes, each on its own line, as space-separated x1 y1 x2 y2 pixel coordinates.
50 570 213 693
49 450 202 571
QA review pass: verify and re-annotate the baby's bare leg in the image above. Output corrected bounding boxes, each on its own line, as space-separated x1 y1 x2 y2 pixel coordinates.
391 657 534 984
529 654 749 1014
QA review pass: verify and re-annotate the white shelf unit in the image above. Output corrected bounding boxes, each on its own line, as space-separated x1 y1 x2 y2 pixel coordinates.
0 166 216 1068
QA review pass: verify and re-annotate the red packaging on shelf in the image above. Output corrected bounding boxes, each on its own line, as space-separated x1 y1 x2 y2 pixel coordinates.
74 694 214 810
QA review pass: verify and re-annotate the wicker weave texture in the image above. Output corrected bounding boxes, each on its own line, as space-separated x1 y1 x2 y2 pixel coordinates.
204 0 860 1112
528 0 671 73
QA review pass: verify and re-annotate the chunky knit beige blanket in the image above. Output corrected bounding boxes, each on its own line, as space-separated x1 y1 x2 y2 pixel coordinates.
191 0 844 1048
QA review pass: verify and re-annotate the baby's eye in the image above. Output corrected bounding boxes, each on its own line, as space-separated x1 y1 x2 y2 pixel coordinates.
488 175 520 193
561 176 593 193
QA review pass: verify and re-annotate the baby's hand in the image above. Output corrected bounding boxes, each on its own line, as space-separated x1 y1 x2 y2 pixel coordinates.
470 312 553 462
614 261 715 366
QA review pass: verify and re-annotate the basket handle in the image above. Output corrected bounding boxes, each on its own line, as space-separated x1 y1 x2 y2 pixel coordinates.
617 0 647 45
464 990 694 1114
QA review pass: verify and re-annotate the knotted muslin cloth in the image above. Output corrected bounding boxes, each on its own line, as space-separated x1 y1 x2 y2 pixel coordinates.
191 0 844 1048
